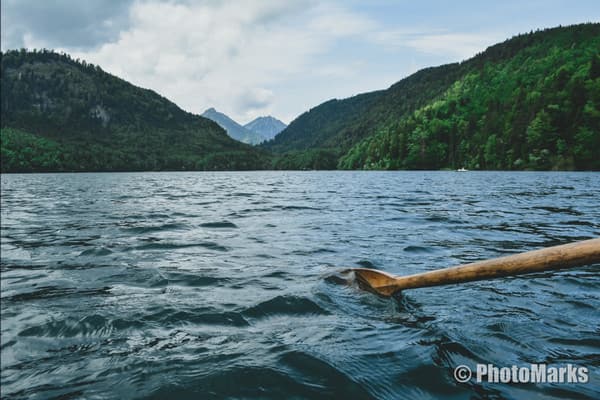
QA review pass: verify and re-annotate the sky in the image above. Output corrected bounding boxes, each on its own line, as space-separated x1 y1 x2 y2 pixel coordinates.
1 1 598 124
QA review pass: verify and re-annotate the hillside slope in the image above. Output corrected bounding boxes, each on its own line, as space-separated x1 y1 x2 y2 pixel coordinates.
265 23 600 170
1 50 267 172
260 91 382 153
340 23 600 170
260 90 385 169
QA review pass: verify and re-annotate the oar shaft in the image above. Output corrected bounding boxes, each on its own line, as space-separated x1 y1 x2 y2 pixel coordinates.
390 238 600 291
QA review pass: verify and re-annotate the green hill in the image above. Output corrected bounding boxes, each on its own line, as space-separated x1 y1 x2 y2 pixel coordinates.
265 23 600 170
3 24 598 172
1 50 267 172
262 91 383 152
261 91 383 168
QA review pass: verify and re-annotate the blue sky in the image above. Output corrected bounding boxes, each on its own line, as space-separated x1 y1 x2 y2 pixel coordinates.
1 0 598 123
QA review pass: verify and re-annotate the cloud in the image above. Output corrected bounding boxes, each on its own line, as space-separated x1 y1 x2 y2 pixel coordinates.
370 29 503 61
56 0 375 123
405 33 502 60
236 88 275 111
1 0 511 123
0 0 134 50
307 4 375 36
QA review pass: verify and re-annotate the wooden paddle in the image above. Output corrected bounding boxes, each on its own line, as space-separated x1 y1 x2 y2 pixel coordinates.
350 238 600 297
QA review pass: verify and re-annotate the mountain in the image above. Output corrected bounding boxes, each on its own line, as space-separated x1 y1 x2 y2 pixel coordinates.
262 91 382 154
0 50 267 172
244 116 287 141
201 108 266 145
3 24 598 173
264 23 600 170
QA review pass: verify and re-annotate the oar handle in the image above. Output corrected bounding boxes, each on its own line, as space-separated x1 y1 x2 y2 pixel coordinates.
388 238 600 292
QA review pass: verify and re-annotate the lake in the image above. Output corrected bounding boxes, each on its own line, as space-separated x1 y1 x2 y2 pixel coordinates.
1 171 599 399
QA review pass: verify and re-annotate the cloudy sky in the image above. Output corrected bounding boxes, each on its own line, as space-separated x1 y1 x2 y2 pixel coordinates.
1 0 598 123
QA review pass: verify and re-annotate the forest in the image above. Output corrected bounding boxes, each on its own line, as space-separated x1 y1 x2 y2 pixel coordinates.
1 49 267 172
266 23 600 171
2 24 599 172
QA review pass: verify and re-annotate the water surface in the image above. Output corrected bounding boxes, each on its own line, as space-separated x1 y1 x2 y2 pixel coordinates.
1 171 599 399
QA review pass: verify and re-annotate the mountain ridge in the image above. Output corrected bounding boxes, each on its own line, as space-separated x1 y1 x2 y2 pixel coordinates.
201 107 266 145
244 116 287 141
264 23 600 171
0 50 266 172
2 23 598 172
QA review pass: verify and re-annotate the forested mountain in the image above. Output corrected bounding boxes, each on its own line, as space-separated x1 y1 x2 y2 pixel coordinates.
266 23 600 170
1 50 267 172
261 92 382 162
201 108 266 145
244 116 287 141
2 24 598 173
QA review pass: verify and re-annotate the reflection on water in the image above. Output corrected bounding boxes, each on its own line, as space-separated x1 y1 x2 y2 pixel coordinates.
1 171 599 399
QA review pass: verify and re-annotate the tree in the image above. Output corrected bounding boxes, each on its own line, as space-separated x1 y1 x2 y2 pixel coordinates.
484 134 499 169
574 127 600 170
590 54 600 80
526 110 554 150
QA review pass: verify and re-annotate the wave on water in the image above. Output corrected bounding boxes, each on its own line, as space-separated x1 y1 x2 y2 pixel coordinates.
1 171 599 399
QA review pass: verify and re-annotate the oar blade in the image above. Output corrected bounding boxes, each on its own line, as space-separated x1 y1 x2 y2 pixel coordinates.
351 268 401 297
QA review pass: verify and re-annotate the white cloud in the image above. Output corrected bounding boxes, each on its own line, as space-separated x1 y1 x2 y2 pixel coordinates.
307 3 375 36
14 0 507 124
370 29 503 61
405 33 502 60
6 1 596 125
56 0 376 123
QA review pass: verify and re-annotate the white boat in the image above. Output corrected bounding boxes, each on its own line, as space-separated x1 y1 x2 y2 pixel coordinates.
457 167 468 172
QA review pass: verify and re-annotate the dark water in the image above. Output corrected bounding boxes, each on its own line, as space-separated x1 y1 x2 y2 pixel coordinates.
1 171 599 399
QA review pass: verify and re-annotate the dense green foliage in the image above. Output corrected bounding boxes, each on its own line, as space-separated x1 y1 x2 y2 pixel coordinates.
340 24 600 170
1 49 267 172
3 24 598 172
267 24 600 170
270 148 340 170
0 127 265 172
262 91 383 153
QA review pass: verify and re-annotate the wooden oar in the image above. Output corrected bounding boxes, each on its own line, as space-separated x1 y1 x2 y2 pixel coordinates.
350 238 600 297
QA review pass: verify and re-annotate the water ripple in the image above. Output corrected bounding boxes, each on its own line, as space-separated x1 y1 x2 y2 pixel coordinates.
1 171 599 399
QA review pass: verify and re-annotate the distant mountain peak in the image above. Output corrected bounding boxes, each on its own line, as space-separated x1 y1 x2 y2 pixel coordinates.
244 116 287 141
201 108 266 145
